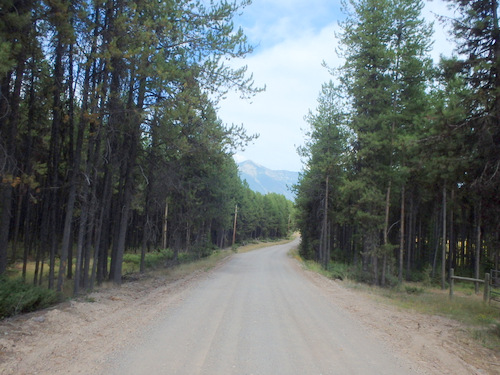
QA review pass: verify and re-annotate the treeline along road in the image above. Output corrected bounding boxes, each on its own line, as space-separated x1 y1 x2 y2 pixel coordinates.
1 239 496 374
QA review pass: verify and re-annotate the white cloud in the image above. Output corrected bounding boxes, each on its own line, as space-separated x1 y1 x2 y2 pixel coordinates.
237 0 343 49
219 23 340 172
221 0 456 172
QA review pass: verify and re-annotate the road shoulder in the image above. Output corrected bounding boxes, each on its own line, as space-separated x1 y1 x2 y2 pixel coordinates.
290 255 500 375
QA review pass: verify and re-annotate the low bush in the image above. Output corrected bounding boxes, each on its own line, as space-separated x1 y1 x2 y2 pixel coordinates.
0 277 61 319
349 265 374 284
404 285 425 295
122 248 175 271
145 249 174 268
178 252 196 264
327 262 350 280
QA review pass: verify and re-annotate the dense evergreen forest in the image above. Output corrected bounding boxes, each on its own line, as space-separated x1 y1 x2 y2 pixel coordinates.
0 0 293 295
295 0 500 287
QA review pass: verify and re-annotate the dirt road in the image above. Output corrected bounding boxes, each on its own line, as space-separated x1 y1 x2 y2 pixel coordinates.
105 238 415 374
1 238 498 374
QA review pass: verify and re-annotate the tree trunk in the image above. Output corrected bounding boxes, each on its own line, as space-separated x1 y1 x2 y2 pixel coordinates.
399 185 405 283
475 201 482 294
432 205 440 278
74 185 90 295
0 60 25 273
11 186 24 263
22 64 36 280
140 149 155 273
57 33 92 291
0 74 11 274
0 185 12 274
320 175 329 269
22 190 32 281
140 215 149 274
371 232 379 285
406 192 414 280
381 181 391 286
162 200 169 249
448 188 455 274
97 169 112 284
441 185 447 290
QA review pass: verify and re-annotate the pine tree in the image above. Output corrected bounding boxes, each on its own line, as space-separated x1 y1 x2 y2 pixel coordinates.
440 0 500 284
337 0 432 284
296 82 348 266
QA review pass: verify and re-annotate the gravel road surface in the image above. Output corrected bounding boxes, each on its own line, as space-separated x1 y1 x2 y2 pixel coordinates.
105 238 417 375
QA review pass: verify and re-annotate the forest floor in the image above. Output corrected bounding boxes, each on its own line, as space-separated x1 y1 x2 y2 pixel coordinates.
0 240 499 374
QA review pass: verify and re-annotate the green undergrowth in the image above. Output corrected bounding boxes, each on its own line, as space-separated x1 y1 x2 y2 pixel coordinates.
122 248 175 274
0 276 62 319
1 237 294 319
292 250 500 351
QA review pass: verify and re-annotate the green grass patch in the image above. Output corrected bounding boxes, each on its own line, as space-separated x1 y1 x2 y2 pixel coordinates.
0 276 61 319
404 285 425 295
178 252 197 264
294 254 353 282
122 248 175 274
303 259 331 277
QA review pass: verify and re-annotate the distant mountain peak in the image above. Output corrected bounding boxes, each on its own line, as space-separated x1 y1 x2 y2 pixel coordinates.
238 160 260 174
237 161 299 201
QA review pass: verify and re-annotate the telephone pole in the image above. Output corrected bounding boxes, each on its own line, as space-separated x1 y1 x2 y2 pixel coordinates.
232 204 238 246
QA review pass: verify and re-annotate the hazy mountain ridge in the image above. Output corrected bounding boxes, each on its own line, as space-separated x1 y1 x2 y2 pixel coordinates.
238 160 299 201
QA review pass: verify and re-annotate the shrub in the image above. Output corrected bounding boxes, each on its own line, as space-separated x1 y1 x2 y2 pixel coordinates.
349 265 374 284
193 244 215 258
144 248 174 268
178 252 196 264
123 253 141 265
408 264 432 286
123 249 175 270
405 285 425 295
327 262 350 280
0 277 61 319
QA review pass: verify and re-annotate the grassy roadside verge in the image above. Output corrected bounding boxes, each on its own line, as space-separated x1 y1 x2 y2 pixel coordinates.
1 237 296 319
123 236 297 281
290 248 500 351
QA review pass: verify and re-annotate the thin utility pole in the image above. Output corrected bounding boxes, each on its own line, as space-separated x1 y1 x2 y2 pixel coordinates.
232 204 238 246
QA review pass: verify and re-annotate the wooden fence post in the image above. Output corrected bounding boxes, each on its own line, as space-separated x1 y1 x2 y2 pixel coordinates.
484 273 490 304
449 268 454 299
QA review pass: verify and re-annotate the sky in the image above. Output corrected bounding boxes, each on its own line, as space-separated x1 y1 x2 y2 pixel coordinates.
217 0 456 172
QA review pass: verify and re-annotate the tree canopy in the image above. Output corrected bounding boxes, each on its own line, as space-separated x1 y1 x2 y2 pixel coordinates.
0 0 292 294
295 0 500 286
